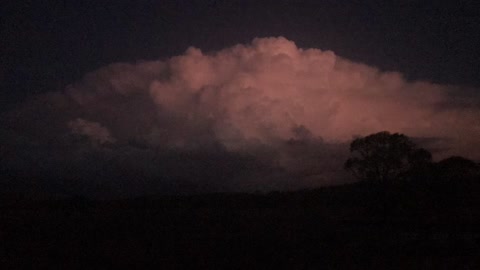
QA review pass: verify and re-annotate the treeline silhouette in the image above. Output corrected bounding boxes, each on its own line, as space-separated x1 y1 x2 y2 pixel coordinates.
344 131 480 218
1 132 479 269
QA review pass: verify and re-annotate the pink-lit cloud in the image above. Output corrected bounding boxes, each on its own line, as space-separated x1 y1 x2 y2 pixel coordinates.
2 37 480 195
64 37 480 158
68 118 115 144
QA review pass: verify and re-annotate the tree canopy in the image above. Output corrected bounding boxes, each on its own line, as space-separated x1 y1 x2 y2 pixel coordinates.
344 131 431 182
435 156 479 182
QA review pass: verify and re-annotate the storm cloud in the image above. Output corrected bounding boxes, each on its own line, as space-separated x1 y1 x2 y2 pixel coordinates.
1 37 479 197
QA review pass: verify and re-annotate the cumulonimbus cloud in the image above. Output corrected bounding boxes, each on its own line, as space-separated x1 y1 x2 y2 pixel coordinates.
1 37 479 196
64 36 480 157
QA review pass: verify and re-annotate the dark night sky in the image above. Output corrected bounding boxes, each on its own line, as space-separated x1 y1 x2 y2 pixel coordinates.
2 0 480 110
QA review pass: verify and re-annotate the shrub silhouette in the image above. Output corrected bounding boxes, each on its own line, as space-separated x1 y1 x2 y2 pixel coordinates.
435 156 479 182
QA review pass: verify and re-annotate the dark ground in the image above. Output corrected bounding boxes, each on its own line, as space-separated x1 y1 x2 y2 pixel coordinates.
1 180 480 269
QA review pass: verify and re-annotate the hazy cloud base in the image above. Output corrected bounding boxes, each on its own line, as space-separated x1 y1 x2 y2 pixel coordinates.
1 37 479 197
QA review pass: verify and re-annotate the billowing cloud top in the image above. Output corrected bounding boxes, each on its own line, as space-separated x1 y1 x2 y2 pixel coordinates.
1 37 479 196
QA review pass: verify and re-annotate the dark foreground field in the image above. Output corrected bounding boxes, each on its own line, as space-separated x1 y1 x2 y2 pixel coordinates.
1 181 480 269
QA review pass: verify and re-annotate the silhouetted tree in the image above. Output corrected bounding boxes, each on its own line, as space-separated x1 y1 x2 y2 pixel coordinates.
427 156 480 209
345 131 431 182
406 148 434 181
436 156 478 179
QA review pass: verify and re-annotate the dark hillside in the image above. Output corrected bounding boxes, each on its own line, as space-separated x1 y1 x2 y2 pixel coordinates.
1 179 480 269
